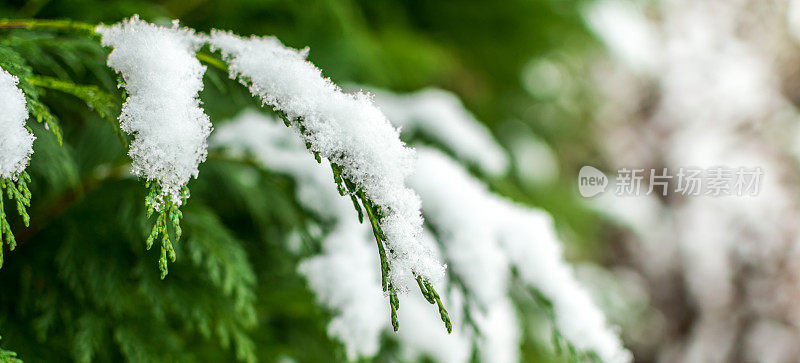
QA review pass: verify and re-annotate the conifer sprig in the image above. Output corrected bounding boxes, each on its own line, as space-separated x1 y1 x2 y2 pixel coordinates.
524 286 602 362
274 110 452 333
0 45 62 143
200 49 453 333
28 75 123 142
145 182 188 279
0 172 32 268
0 335 22 363
0 18 97 36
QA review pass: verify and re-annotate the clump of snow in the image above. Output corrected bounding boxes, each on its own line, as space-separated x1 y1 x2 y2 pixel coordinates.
208 32 444 287
369 88 509 176
212 110 389 359
410 148 630 363
98 16 212 207
0 67 35 180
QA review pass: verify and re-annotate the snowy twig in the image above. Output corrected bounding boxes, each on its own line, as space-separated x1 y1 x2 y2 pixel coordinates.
273 109 452 333
27 75 125 143
0 66 34 269
97 16 212 278
208 31 450 333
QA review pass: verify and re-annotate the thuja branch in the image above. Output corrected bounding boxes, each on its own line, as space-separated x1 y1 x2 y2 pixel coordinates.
0 173 32 268
200 43 453 332
0 18 97 36
145 183 187 279
274 110 452 333
28 75 125 143
197 52 228 72
97 18 213 279
28 75 120 118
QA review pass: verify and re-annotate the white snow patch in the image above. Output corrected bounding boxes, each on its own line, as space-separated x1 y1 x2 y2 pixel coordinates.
370 87 509 176
209 32 444 287
98 16 212 207
0 67 35 180
411 148 631 363
212 110 389 359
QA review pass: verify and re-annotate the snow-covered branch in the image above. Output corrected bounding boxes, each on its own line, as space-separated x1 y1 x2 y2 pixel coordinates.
97 16 212 277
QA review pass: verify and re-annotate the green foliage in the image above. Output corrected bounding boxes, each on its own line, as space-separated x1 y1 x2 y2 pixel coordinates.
274 109 453 334
0 173 31 269
0 336 21 363
0 22 336 359
526 287 602 363
27 75 123 142
144 183 187 280
0 19 96 35
0 45 62 143
203 41 454 333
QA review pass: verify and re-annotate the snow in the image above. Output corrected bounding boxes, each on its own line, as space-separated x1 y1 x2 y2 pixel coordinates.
396 267 473 363
370 88 509 176
98 16 212 207
299 225 389 360
496 204 629 363
212 110 389 359
473 299 520 363
213 111 629 362
410 148 630 363
209 32 444 287
0 67 35 180
409 150 510 309
788 0 800 44
213 111 483 362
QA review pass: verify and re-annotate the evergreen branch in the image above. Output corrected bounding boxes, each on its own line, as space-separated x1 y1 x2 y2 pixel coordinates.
522 284 602 362
0 335 22 363
28 75 124 143
197 52 228 72
28 75 119 120
270 108 452 334
0 18 97 36
144 183 188 279
27 98 62 144
0 45 63 143
0 172 32 269
415 275 452 333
